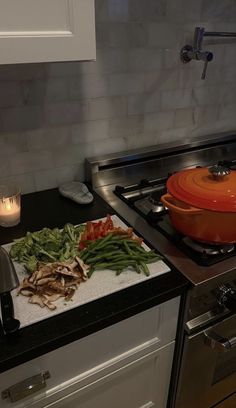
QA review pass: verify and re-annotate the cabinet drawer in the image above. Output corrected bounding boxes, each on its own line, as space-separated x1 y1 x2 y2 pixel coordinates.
0 297 179 407
41 342 175 408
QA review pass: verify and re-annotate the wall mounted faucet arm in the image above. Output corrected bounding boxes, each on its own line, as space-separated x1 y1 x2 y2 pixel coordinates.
204 31 236 38
180 26 236 80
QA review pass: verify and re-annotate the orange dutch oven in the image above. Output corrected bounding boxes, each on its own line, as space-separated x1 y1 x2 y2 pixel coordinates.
161 165 236 244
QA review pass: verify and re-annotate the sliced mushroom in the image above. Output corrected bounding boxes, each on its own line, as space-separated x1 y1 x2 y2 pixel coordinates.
19 256 88 311
75 257 89 279
42 297 57 310
19 289 34 297
44 293 62 302
29 271 38 284
37 277 56 286
29 295 45 308
60 276 65 287
64 278 81 287
55 266 79 278
48 280 67 294
64 288 75 301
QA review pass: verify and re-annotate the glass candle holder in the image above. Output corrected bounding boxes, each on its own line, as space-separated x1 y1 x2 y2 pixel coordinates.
0 184 21 227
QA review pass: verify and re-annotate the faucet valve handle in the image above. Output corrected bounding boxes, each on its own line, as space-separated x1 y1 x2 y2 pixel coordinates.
201 52 213 79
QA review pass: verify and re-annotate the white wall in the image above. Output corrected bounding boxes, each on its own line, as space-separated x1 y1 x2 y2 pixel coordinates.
0 0 236 193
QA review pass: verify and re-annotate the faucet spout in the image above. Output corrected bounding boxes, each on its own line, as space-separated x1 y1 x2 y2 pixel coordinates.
180 27 214 79
193 27 205 50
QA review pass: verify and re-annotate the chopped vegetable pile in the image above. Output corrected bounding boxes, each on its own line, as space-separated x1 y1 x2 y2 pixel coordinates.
10 215 163 311
79 214 113 249
80 232 162 278
10 223 85 273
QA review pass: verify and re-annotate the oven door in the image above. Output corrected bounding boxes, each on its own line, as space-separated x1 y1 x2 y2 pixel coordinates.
175 314 236 408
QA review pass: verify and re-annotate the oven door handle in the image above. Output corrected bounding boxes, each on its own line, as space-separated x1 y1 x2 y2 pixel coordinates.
204 329 236 352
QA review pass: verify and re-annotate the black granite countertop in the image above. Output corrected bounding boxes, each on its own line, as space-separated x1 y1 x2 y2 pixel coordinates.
0 188 189 374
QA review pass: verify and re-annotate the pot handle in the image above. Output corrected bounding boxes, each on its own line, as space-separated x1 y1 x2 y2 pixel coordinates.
161 194 203 215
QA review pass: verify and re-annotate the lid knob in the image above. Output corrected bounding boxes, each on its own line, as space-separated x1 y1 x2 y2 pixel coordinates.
208 165 231 180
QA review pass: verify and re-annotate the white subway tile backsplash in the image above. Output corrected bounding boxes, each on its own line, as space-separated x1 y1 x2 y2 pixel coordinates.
45 101 89 126
163 48 180 70
148 23 182 48
109 115 144 137
57 164 82 184
88 96 127 120
144 70 179 92
0 0 234 192
34 169 58 191
144 111 175 132
128 23 148 47
219 103 236 122
0 133 28 155
201 0 236 22
69 75 109 100
174 108 195 128
0 64 46 81
162 89 192 110
0 82 23 108
77 49 128 75
108 0 129 22
95 23 110 48
52 145 85 168
70 120 109 143
167 0 202 22
109 73 144 96
192 86 221 106
128 48 163 72
194 106 220 126
10 150 53 175
1 106 44 132
129 0 166 21
46 62 78 78
22 79 69 105
109 23 129 48
0 158 12 178
159 127 190 143
27 127 70 151
128 91 161 115
0 174 35 194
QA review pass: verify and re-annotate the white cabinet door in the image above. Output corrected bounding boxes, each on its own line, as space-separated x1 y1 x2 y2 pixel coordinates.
0 0 96 64
41 343 175 408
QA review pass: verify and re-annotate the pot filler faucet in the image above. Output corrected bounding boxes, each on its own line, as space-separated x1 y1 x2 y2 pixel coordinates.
180 26 236 79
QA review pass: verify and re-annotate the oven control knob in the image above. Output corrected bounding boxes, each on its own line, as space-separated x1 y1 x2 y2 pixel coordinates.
218 285 236 312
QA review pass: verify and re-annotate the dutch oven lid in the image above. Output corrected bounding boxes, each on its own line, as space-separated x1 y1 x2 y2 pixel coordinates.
167 165 236 212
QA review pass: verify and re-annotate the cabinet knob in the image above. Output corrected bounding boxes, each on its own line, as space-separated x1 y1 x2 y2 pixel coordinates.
1 371 51 402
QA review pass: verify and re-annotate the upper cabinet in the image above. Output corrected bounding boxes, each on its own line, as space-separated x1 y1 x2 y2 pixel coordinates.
0 0 96 64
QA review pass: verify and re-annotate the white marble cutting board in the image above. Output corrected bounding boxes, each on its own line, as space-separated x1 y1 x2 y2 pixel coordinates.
2 215 170 329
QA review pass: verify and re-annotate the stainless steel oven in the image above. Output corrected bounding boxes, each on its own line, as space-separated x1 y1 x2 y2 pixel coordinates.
86 132 236 407
176 313 236 407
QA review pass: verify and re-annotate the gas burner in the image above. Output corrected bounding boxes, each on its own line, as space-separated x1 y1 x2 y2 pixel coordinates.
182 237 235 255
148 191 165 213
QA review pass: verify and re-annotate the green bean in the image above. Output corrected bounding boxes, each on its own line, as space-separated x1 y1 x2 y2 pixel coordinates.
95 233 113 249
87 265 95 278
86 251 121 263
139 262 150 276
124 240 133 255
81 234 162 278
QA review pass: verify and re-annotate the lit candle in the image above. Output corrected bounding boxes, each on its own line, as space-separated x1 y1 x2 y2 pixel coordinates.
0 187 21 227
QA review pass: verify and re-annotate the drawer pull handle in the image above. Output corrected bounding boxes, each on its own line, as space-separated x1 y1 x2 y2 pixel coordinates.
1 371 51 402
204 330 236 352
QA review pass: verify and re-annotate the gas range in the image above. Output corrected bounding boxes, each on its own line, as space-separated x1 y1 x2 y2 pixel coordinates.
86 132 236 408
114 174 236 267
86 132 236 293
